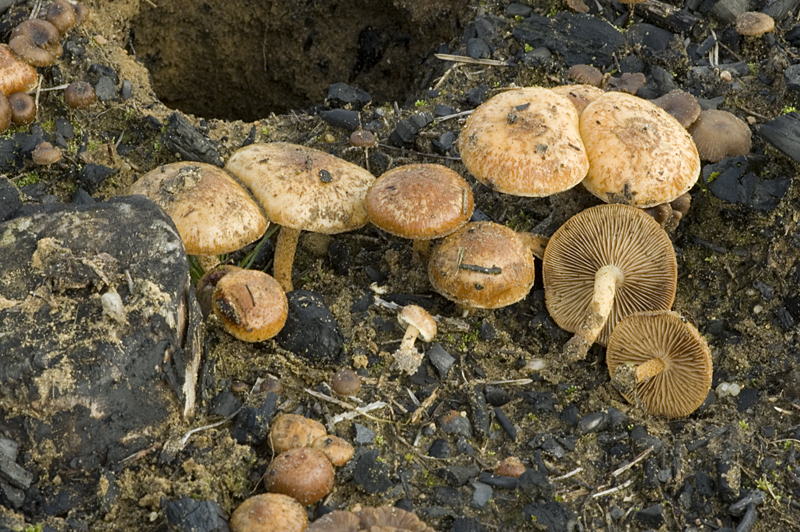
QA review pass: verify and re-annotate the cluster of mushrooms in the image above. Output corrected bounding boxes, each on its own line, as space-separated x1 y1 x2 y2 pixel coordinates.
0 0 97 165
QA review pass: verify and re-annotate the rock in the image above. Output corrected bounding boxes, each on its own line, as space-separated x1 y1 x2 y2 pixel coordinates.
326 82 371 109
439 410 473 439
579 411 609 434
94 76 117 102
162 112 223 167
522 501 576 532
319 109 360 131
163 496 229 532
427 438 450 459
484 385 511 407
633 503 664 529
276 290 344 365
353 449 393 494
470 481 492 508
427 343 455 378
737 387 758 411
518 469 553 500
353 423 376 445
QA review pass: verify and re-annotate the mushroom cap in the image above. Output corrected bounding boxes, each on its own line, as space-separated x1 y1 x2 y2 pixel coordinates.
64 80 97 109
458 87 589 197
428 221 536 309
330 368 361 396
31 141 62 165
566 64 604 87
605 72 647 95
8 91 35 125
688 109 752 163
0 44 37 96
551 84 605 115
269 413 328 455
263 447 335 505
398 304 437 342
9 19 63 67
307 510 361 532
230 493 308 532
212 268 288 342
580 91 701 207
0 92 11 134
225 142 375 234
126 162 268 256
651 90 702 129
311 434 355 466
542 204 677 347
735 12 775 36
46 0 77 34
356 507 436 532
606 310 712 417
366 164 473 241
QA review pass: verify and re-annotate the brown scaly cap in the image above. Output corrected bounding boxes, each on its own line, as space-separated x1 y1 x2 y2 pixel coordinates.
580 91 701 208
458 87 589 197
229 493 308 532
543 204 677 348
735 12 775 36
651 89 701 129
126 162 268 257
212 268 288 343
567 64 604 87
688 109 752 162
366 164 473 240
606 310 712 418
428 221 536 310
0 44 37 96
551 84 605 115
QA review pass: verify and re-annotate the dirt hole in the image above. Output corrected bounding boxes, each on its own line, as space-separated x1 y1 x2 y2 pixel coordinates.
131 0 466 122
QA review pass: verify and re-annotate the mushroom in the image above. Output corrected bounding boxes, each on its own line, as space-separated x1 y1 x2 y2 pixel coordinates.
580 91 701 208
195 264 239 317
311 434 355 466
306 510 361 532
566 64 604 87
551 84 605 115
307 507 435 532
735 12 775 37
428 221 540 310
542 204 677 361
225 142 375 292
330 368 361 396
212 267 288 342
45 0 77 34
8 91 35 125
263 447 335 505
125 161 268 272
230 493 309 532
605 72 647 95
458 87 589 197
269 413 328 455
688 109 752 162
651 89 701 129
0 92 11 134
31 141 62 165
9 20 63 67
366 163 473 262
0 45 38 96
392 304 437 375
63 80 97 109
606 310 712 418
349 128 376 170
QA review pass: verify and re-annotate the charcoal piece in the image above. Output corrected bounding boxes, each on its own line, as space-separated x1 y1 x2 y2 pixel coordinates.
633 503 664 529
162 112 223 166
326 82 371 109
78 164 117 195
436 466 479 487
0 179 21 221
494 407 516 441
87 63 119 85
353 449 392 494
387 112 433 146
163 496 230 532
208 392 242 418
518 469 554 500
427 439 450 459
276 290 344 364
522 501 576 532
428 343 455 379
319 109 360 131
469 385 491 438
477 472 518 489
94 76 116 102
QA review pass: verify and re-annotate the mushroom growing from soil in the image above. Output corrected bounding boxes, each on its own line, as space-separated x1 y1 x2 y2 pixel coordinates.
366 163 473 263
330 368 361 396
269 413 328 455
580 91 701 208
651 89 701 129
263 447 335 505
230 493 308 532
428 221 541 311
8 91 35 125
64 80 97 109
45 0 77 33
225 142 375 292
543 204 677 361
307 506 436 532
392 304 437 375
606 310 712 418
735 12 775 37
31 141 62 165
458 87 589 197
9 19 63 67
211 267 288 342
688 109 752 162
311 434 354 467
125 161 268 272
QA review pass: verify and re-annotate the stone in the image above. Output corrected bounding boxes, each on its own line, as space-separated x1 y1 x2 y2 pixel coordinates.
276 290 345 364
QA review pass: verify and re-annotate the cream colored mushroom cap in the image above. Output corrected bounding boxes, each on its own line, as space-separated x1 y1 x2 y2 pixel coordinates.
551 84 605 115
399 304 437 341
543 204 677 346
606 310 712 418
367 164 473 240
735 12 775 36
126 162 268 256
458 87 589 197
428 221 536 309
580 91 701 207
225 142 375 234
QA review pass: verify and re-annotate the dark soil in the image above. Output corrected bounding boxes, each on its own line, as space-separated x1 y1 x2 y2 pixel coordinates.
2 1 800 532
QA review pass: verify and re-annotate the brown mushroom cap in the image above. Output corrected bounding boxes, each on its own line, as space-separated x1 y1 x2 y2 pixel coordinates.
311 434 355 467
330 368 361 396
428 221 536 310
398 304 437 343
688 109 752 162
580 91 701 207
307 510 361 532
230 493 309 532
0 44 37 96
263 447 335 506
606 310 712 418
31 141 62 165
651 90 701 129
64 80 97 109
8 91 35 125
212 268 288 342
196 264 239 317
605 72 647 95
543 204 677 349
0 92 11 134
366 164 473 241
356 507 436 532
46 0 77 34
458 87 589 197
9 20 63 67
126 162 268 258
735 12 775 36
269 413 328 455
551 84 605 115
566 64 604 87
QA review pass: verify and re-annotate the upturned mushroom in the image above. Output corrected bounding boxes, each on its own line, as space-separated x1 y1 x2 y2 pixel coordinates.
606 310 712 417
458 87 589 197
543 204 677 360
211 267 288 342
225 142 375 292
125 161 268 271
393 304 437 375
366 163 473 262
580 91 701 208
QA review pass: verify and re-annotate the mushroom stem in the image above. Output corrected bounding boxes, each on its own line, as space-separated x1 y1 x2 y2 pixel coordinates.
412 239 430 264
563 264 625 360
196 254 221 273
274 226 302 292
636 358 666 382
400 324 421 352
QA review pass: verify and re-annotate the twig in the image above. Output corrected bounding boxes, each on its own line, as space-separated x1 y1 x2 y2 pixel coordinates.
434 53 514 67
593 478 634 498
611 446 653 477
552 467 585 482
304 388 387 424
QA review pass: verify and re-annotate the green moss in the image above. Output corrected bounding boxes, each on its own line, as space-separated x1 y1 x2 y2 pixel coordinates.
16 172 40 187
